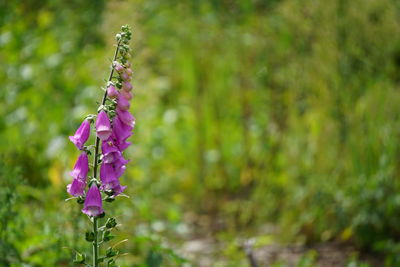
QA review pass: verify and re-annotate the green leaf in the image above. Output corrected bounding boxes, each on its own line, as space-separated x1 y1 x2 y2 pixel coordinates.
106 247 118 258
73 252 86 264
107 258 118 267
103 230 115 242
85 231 95 242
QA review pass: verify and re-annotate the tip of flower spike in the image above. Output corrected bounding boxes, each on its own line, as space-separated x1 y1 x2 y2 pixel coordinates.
121 25 132 36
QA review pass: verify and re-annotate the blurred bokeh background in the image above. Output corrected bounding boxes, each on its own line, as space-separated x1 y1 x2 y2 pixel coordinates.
2 0 400 266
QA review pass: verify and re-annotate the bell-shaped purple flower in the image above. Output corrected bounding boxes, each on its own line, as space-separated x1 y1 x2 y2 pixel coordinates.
100 162 126 196
82 184 104 217
102 138 122 163
100 162 118 184
67 178 86 197
114 154 129 178
70 152 89 180
113 116 133 142
111 184 127 196
107 84 118 98
116 139 131 151
117 109 135 128
96 110 112 140
69 120 90 149
117 95 130 111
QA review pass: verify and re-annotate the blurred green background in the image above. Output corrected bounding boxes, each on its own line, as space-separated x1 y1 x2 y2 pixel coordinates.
1 0 400 266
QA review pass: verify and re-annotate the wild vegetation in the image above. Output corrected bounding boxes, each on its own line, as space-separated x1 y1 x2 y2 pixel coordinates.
1 0 400 266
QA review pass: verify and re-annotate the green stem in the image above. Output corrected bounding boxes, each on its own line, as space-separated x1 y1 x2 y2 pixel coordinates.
93 217 98 267
91 39 121 267
92 39 122 180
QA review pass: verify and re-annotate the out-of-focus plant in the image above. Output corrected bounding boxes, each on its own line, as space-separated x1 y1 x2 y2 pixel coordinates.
0 160 23 266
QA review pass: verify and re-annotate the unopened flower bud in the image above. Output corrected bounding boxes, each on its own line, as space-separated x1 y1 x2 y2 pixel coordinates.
125 68 132 76
107 85 118 98
117 95 130 111
122 81 132 91
120 89 133 100
82 185 104 217
96 111 112 140
121 71 131 81
113 61 124 72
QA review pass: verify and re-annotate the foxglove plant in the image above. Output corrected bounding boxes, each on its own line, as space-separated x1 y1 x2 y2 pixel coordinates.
66 25 134 267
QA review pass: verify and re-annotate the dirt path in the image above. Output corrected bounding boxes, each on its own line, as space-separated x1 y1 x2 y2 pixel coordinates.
182 239 383 266
249 243 382 267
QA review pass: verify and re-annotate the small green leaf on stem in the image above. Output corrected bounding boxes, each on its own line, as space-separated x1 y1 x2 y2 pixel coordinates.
103 230 115 242
73 252 86 264
106 247 118 258
85 231 95 242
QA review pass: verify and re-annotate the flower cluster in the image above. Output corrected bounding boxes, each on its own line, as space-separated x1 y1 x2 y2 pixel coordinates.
66 25 133 266
67 25 134 218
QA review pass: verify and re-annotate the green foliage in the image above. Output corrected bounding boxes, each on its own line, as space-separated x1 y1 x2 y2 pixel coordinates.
0 160 23 266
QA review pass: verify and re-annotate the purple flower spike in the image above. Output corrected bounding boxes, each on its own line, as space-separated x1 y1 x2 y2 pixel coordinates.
82 184 104 217
96 111 112 140
107 85 118 98
70 152 89 180
69 120 90 149
67 178 86 197
117 95 130 111
122 81 132 91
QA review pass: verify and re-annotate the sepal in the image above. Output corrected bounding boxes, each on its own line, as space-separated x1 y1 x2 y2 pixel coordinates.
77 196 85 204
106 217 117 229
